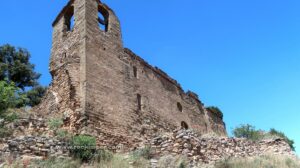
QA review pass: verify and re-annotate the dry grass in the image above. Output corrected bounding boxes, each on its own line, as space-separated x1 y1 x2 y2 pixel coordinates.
157 155 188 168
0 156 80 168
214 154 300 168
1 152 298 168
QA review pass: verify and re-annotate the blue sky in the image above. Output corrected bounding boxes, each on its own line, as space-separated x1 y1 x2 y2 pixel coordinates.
0 0 299 155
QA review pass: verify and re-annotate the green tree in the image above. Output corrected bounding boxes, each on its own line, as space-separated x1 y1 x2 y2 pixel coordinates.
0 81 27 116
26 85 47 106
269 128 295 151
0 44 47 107
0 44 40 90
232 124 262 141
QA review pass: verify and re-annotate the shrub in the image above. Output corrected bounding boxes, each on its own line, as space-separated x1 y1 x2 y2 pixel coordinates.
269 128 295 151
48 118 63 130
4 111 19 122
131 146 152 160
93 149 114 163
232 124 263 141
70 135 97 162
233 124 296 151
56 129 72 141
0 126 13 138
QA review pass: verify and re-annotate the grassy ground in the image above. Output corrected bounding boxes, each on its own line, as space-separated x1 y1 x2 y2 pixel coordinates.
0 153 299 168
214 154 300 168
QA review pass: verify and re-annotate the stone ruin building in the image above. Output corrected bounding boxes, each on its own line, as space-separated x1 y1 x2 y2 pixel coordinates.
35 0 226 148
0 0 295 164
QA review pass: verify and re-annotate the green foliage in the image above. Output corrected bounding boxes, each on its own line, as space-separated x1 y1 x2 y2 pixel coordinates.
0 80 18 114
0 127 13 138
232 124 263 141
25 85 47 107
215 154 300 168
0 44 40 90
93 149 114 163
55 129 73 141
70 135 97 162
206 106 224 119
0 44 46 108
131 146 152 160
179 162 187 168
48 118 64 130
4 112 19 122
233 125 295 151
269 128 295 151
0 81 27 116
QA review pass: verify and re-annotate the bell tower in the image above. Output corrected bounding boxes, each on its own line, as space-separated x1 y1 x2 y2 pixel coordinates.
35 0 226 149
38 0 123 129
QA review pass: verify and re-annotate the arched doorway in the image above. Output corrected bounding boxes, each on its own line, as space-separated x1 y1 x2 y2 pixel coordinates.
181 121 189 130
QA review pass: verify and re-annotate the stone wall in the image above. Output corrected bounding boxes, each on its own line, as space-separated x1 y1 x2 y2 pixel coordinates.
0 136 69 159
147 129 294 164
34 0 85 130
0 127 294 165
0 116 69 159
35 0 226 147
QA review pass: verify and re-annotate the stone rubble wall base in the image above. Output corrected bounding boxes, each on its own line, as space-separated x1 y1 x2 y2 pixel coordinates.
0 128 295 165
147 129 295 164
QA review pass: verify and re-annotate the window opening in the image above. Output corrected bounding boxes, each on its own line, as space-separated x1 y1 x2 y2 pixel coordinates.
137 94 142 110
65 6 75 31
98 7 108 31
181 121 189 130
177 102 183 112
133 66 138 78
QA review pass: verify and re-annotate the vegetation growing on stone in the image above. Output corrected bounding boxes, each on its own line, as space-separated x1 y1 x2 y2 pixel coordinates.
0 126 13 138
70 135 97 162
56 129 73 141
206 106 224 119
48 118 64 130
131 146 152 160
233 124 295 151
269 128 295 151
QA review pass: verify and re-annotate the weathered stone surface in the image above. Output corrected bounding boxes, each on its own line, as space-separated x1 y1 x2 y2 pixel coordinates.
32 0 227 150
147 129 295 164
1 0 293 166
0 136 69 158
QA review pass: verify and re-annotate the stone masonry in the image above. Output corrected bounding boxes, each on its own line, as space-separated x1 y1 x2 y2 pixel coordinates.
0 1 296 166
34 0 226 149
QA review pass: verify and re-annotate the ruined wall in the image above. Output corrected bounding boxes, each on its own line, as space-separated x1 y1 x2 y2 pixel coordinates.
80 0 226 147
148 129 295 165
0 127 295 165
36 0 226 147
34 0 86 129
